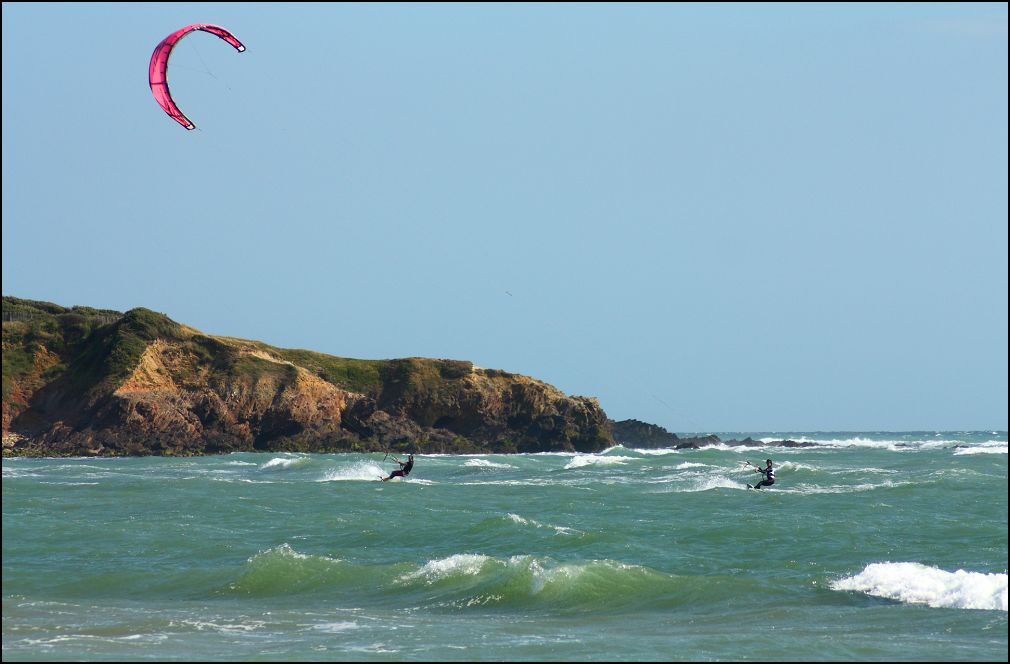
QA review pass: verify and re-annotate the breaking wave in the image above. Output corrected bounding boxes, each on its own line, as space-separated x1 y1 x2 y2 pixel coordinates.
831 562 1007 611
224 546 749 613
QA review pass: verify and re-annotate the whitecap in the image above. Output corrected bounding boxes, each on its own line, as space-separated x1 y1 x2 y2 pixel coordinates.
176 619 266 633
261 456 309 470
632 448 680 455
318 462 386 482
400 553 491 583
564 454 635 470
831 562 1007 611
672 462 710 470
777 481 912 494
463 459 516 469
260 452 303 468
773 461 819 472
38 481 100 486
1 468 42 478
505 513 580 536
953 445 1007 455
310 621 360 633
754 436 969 452
673 475 744 492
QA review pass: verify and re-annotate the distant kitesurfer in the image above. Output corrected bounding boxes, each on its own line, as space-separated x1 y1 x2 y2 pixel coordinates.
747 459 775 489
381 454 414 482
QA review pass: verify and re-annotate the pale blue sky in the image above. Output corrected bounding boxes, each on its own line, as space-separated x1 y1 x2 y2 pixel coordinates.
3 3 1007 432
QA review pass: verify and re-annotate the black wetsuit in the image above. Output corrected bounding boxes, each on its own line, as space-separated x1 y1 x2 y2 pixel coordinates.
389 457 414 479
753 465 775 489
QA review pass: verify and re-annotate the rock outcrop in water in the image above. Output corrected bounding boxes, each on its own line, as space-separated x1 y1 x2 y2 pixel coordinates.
609 418 816 450
609 418 681 447
2 297 611 456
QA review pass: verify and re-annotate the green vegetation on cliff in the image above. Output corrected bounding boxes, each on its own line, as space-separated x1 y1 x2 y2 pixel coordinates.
70 308 187 394
272 349 384 394
2 297 124 404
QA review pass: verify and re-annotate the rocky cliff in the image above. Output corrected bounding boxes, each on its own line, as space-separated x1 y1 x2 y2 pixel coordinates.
2 297 612 456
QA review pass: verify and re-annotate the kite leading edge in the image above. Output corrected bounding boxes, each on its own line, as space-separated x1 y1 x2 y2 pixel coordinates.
149 24 245 130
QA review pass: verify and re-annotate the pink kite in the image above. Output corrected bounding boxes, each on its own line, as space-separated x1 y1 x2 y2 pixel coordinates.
149 24 245 130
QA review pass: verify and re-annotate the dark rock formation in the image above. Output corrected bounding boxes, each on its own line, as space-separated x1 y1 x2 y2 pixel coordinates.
610 419 679 448
607 418 818 451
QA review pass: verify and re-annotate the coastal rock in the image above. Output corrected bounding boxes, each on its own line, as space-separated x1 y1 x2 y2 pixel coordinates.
609 419 680 448
2 298 613 456
672 435 724 449
718 437 818 449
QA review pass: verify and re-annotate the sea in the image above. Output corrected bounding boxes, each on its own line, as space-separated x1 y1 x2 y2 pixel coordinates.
2 432 1007 661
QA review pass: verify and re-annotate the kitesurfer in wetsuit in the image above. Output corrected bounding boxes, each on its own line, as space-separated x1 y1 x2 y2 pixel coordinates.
749 459 775 489
381 454 414 481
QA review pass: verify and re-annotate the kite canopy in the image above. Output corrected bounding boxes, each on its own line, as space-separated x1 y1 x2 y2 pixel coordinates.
149 24 245 130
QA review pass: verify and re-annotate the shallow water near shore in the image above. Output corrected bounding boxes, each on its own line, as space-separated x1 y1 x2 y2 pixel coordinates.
3 432 1006 661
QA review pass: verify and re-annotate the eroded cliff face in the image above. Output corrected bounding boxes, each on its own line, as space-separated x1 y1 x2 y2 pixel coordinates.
42 341 354 455
3 304 612 456
353 361 611 454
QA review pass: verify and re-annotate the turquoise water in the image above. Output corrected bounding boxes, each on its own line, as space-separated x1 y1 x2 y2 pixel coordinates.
3 432 1006 661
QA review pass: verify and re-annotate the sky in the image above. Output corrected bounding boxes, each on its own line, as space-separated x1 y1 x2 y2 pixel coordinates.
3 3 1007 432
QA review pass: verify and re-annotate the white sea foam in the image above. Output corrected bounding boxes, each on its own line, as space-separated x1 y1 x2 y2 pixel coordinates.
457 479 593 489
310 621 360 633
39 481 100 486
835 467 900 476
564 454 635 470
831 562 1008 611
773 461 818 472
209 477 276 484
116 634 168 642
318 462 385 482
345 644 399 654
674 475 744 492
506 513 579 536
249 543 313 561
753 436 970 452
953 443 1008 455
2 467 42 478
261 456 309 470
777 481 912 495
673 462 710 470
463 459 516 469
401 554 491 583
599 445 630 455
422 451 573 458
632 448 680 455
175 619 266 633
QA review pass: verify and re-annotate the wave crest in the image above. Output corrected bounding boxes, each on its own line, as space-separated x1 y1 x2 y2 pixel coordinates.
564 455 635 470
225 547 712 612
831 562 1008 611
